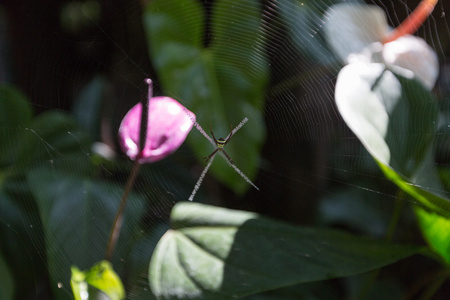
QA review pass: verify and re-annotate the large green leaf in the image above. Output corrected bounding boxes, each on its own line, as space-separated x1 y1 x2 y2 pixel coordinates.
335 63 450 216
0 94 95 178
0 182 46 299
0 84 33 167
0 110 95 180
126 223 168 300
27 168 145 299
15 111 90 166
144 0 267 194
149 202 420 299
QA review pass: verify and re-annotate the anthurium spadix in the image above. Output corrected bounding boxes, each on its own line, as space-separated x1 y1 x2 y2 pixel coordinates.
325 2 439 90
118 79 196 163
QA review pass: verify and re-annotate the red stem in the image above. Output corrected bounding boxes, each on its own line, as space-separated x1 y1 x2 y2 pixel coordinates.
383 0 438 44
105 160 141 261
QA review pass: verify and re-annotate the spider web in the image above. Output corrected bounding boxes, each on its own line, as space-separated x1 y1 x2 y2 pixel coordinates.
0 0 449 299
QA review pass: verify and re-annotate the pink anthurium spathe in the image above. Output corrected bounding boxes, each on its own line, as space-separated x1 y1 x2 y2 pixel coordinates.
325 0 439 90
107 78 196 262
118 79 195 163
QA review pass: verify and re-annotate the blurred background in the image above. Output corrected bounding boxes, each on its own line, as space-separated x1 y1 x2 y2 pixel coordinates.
0 0 449 299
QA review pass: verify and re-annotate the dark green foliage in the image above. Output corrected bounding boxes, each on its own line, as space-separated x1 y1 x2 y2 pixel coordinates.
149 202 420 299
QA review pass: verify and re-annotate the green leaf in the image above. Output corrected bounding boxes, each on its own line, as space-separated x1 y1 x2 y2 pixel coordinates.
71 266 85 300
438 168 450 192
126 223 168 299
335 63 450 216
71 261 125 300
377 160 450 217
15 111 91 166
149 202 420 299
0 182 46 299
144 0 267 193
0 250 14 300
27 168 145 299
0 101 94 178
319 187 392 237
0 84 33 167
415 207 450 265
72 75 105 139
0 84 32 128
243 281 342 300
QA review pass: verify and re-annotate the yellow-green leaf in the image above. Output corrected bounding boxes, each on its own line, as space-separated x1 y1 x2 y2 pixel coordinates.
71 261 125 300
416 207 450 265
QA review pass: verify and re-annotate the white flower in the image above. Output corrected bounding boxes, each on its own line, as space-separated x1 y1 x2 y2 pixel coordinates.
325 3 438 90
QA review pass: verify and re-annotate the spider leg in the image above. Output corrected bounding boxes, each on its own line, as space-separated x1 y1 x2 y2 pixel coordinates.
224 124 233 145
221 149 234 165
210 124 219 145
228 160 259 190
203 148 218 162
189 153 217 201
230 117 248 136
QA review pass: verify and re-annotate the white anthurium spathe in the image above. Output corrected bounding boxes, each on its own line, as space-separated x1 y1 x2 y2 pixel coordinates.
325 4 387 64
325 3 439 90
382 35 438 89
324 1 450 217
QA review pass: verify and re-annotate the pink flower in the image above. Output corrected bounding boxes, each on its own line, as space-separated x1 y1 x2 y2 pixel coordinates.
118 79 195 163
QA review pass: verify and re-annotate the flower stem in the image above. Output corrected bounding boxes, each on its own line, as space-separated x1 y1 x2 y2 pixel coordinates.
105 160 141 261
383 0 438 44
105 78 151 261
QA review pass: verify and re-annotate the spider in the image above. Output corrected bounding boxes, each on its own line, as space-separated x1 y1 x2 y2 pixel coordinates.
188 117 259 201
202 124 234 165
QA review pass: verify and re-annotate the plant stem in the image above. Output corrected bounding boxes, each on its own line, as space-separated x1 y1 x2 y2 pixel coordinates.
383 0 438 44
105 78 151 261
105 160 141 261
